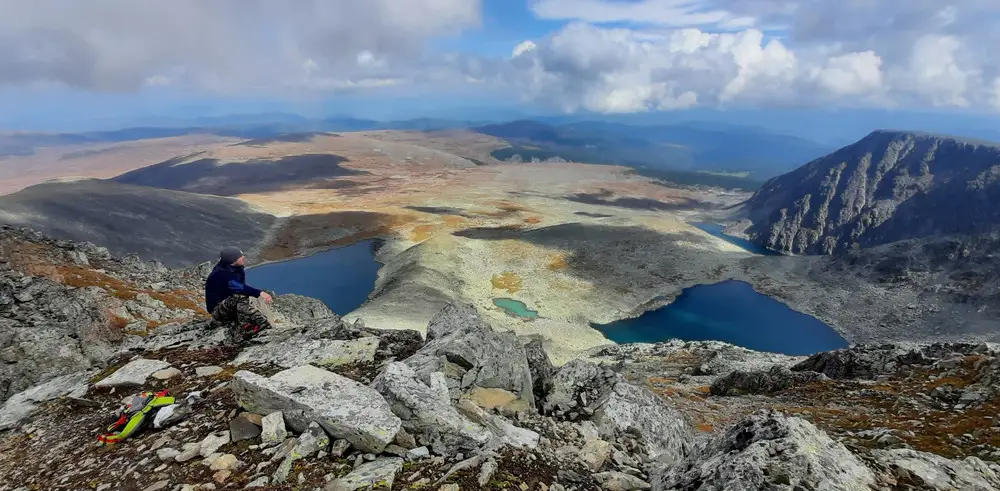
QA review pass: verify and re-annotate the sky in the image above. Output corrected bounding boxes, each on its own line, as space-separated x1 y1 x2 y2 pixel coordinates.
2 0 1000 141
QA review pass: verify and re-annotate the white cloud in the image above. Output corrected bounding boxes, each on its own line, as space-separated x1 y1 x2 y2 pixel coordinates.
898 35 972 107
814 51 883 97
2 0 1000 116
0 0 480 93
512 41 537 58
497 1 1000 113
993 79 1000 110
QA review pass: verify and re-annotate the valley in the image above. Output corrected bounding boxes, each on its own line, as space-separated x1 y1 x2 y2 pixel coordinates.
2 128 997 364
2 123 1000 490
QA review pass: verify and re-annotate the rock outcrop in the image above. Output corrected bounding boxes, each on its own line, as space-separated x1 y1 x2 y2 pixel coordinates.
711 365 827 396
654 410 878 491
231 365 402 453
370 361 492 454
404 303 536 409
740 130 1000 254
0 226 204 402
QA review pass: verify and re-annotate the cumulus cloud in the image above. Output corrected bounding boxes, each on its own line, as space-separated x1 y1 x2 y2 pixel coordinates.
501 0 1000 113
3 0 1000 115
0 0 480 93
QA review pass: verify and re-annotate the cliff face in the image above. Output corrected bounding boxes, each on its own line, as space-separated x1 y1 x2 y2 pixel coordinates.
743 130 1000 254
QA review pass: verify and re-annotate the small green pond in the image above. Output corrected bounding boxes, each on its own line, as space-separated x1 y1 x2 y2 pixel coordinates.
493 298 540 319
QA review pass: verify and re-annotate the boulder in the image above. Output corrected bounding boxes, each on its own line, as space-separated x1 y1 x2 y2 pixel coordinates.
545 360 690 463
594 472 651 490
791 344 942 380
199 431 231 457
653 410 877 491
592 380 691 465
872 448 1000 491
274 422 330 483
371 362 492 455
404 303 535 409
455 398 539 449
710 365 827 396
229 413 262 442
579 439 614 471
523 337 555 403
231 365 400 453
270 294 341 327
0 371 90 430
325 457 404 491
544 359 613 415
261 411 288 445
94 358 171 389
151 367 182 380
233 336 380 369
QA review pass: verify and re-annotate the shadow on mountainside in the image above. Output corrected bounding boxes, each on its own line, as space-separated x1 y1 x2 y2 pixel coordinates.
453 223 722 290
565 189 713 211
0 180 275 267
260 210 402 261
114 153 366 196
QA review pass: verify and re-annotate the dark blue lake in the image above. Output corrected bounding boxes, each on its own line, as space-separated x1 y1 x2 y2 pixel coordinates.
594 280 848 355
249 240 382 315
693 222 781 256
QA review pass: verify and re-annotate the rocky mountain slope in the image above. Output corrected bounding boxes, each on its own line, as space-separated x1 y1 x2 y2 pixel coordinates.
740 130 1000 254
0 180 277 266
0 225 206 402
2 227 1000 490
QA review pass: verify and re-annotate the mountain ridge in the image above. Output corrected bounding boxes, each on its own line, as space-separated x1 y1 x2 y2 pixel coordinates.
740 129 1000 255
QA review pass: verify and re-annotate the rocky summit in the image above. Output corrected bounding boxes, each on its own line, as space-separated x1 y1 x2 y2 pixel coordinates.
2 227 1000 490
739 130 1000 255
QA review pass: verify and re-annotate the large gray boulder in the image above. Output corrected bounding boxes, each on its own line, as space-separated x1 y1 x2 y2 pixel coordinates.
789 344 993 380
231 365 401 453
593 379 692 465
545 359 692 464
543 359 614 416
711 365 827 396
871 448 1000 491
94 358 172 389
0 371 90 430
404 303 535 410
371 362 492 455
233 336 380 369
325 457 404 491
653 410 877 491
523 337 554 404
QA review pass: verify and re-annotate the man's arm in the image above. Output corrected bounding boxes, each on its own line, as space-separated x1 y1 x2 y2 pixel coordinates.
227 279 262 298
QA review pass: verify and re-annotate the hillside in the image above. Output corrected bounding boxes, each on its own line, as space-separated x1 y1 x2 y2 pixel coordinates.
0 179 276 266
2 226 999 490
740 130 1000 254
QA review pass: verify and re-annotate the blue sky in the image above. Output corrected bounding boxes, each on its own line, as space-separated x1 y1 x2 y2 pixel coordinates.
2 0 1000 142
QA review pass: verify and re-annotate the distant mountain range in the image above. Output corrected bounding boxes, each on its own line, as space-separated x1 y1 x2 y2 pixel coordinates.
1 116 837 190
740 130 1000 254
476 120 833 184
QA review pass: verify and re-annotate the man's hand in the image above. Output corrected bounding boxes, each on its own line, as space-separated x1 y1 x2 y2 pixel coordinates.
260 291 273 305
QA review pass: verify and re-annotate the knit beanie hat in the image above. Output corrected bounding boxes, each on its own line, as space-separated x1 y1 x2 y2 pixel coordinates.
220 246 244 265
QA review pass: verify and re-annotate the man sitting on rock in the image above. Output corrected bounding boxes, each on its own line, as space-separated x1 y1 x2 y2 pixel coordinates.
205 246 273 342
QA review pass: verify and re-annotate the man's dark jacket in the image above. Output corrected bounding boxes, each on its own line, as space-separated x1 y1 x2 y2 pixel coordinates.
205 261 262 313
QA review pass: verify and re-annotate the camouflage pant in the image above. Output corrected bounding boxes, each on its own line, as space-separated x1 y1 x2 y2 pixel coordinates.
210 294 273 342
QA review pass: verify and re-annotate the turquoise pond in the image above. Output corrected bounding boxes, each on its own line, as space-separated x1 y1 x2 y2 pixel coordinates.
249 240 382 315
594 280 848 356
493 298 540 318
692 222 781 256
